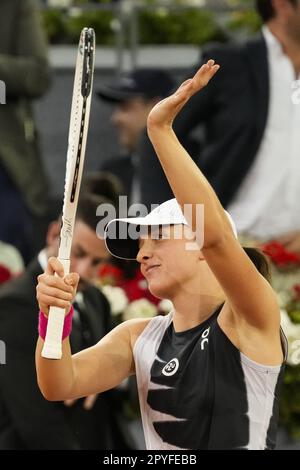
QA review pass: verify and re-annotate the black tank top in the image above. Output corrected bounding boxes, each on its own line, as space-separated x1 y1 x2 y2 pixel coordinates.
133 305 287 450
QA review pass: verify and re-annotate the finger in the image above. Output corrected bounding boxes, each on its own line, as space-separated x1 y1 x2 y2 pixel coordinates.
45 257 65 277
64 273 80 287
37 294 71 312
37 284 73 302
38 303 50 316
83 394 98 411
192 61 220 89
64 398 77 407
198 63 220 81
37 274 74 293
173 62 219 103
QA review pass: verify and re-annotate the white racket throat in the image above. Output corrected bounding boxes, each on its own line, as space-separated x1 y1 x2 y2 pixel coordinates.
42 28 95 360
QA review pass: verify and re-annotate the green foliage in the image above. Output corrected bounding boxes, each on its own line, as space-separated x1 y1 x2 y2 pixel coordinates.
227 9 262 33
277 284 300 440
138 9 227 45
42 4 263 45
286 299 300 323
42 9 67 44
41 6 229 45
66 10 115 45
41 9 115 44
289 309 300 324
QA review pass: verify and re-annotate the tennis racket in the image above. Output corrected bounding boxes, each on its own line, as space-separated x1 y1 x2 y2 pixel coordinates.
42 28 95 359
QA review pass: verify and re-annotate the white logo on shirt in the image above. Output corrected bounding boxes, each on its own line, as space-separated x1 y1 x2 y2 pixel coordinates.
201 327 210 350
162 358 179 376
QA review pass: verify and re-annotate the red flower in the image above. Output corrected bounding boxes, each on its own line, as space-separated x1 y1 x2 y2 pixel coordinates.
118 270 160 305
98 263 159 306
0 264 12 284
292 284 300 301
98 263 123 286
261 241 300 267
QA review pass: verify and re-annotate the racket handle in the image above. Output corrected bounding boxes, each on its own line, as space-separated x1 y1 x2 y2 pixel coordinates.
41 259 71 360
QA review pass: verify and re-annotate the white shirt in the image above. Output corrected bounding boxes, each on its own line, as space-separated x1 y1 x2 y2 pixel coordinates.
0 241 24 274
227 26 300 239
37 249 48 271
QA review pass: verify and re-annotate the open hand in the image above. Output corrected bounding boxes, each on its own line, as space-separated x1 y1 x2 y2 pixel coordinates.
147 59 220 130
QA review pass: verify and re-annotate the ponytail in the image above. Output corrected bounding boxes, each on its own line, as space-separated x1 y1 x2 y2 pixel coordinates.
243 247 271 283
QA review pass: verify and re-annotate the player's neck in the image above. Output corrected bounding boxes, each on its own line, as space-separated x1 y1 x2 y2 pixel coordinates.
171 293 224 333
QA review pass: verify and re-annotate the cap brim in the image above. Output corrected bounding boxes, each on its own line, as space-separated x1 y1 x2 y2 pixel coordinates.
104 215 186 260
105 221 140 260
104 201 238 261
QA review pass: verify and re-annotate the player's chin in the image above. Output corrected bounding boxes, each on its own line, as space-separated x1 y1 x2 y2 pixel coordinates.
148 279 173 300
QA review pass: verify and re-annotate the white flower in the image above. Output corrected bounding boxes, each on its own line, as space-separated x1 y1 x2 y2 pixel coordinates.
101 285 128 317
277 291 292 309
281 309 293 333
0 241 24 275
158 299 173 314
289 339 300 366
281 309 300 365
138 278 148 290
123 298 158 322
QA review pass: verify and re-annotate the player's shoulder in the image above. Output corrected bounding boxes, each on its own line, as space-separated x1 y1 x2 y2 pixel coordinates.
124 317 153 348
121 315 168 350
110 315 171 351
108 316 151 338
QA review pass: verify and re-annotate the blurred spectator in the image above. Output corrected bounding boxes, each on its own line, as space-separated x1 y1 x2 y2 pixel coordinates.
139 0 300 252
0 0 51 263
0 174 134 449
0 241 24 285
97 69 175 204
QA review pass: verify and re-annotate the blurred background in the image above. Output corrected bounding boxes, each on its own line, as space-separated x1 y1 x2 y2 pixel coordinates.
38 0 259 198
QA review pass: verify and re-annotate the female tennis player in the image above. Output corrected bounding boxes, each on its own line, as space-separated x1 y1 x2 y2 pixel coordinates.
36 60 286 450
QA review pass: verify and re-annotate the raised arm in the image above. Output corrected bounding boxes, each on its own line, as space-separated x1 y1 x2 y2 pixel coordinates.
35 258 144 401
146 61 280 334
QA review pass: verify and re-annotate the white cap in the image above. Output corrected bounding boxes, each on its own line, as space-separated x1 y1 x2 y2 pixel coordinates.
104 198 237 260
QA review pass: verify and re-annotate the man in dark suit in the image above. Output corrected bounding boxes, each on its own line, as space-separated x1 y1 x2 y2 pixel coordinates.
139 0 300 252
0 0 51 262
97 69 175 204
0 188 131 449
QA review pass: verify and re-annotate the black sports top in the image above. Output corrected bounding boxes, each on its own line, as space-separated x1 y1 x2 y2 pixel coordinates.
133 305 287 450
